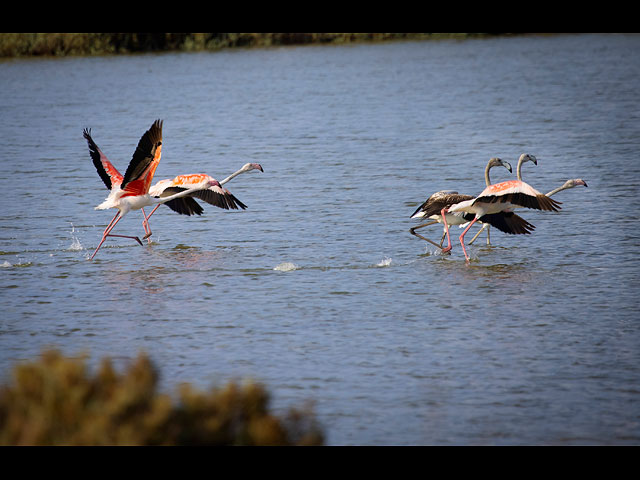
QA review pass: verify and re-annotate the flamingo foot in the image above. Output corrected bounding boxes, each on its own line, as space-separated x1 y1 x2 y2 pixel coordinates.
105 233 144 246
441 246 452 254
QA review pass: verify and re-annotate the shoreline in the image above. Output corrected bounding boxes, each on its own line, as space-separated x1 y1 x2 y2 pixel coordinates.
0 33 517 58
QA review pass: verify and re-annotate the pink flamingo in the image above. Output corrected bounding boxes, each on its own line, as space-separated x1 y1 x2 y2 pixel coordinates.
442 154 562 261
467 177 587 246
84 119 163 257
142 162 264 233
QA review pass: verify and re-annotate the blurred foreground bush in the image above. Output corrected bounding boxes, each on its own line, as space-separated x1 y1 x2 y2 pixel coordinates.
0 350 323 445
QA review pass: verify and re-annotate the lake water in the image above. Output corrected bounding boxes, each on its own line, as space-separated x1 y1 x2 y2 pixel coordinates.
1 33 639 445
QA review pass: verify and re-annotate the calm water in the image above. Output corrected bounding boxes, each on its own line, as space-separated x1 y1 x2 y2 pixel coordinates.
1 33 639 445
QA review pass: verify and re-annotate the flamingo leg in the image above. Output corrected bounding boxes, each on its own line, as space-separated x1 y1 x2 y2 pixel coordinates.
142 204 160 243
141 206 159 242
90 211 121 260
89 212 143 260
468 224 487 245
107 234 143 246
409 221 443 248
440 208 452 254
458 217 480 262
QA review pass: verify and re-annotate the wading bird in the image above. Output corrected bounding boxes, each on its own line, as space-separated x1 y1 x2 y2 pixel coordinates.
467 177 588 245
442 154 561 261
84 120 164 243
141 162 264 235
409 158 534 252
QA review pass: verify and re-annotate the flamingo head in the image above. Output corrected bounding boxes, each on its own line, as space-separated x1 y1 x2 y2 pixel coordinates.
565 178 588 188
488 157 512 173
519 153 538 166
242 162 264 173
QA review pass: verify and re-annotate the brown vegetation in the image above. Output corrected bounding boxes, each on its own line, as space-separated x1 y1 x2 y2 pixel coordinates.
0 349 323 445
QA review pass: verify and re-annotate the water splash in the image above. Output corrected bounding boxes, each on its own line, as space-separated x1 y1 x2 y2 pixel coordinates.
1 260 32 268
68 223 83 251
376 257 392 267
273 262 299 272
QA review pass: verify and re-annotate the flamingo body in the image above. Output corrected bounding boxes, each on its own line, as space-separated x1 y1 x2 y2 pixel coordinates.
96 120 163 209
410 190 474 224
149 173 248 213
140 162 263 228
86 120 172 259
468 178 587 245
467 180 562 213
85 120 165 258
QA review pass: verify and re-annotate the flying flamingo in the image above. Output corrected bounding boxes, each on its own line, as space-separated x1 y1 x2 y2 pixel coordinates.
442 154 562 261
141 162 264 236
410 158 534 251
84 119 164 245
467 177 588 245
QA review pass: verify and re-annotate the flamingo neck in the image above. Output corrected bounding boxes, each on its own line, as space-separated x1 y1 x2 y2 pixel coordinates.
517 158 525 181
219 167 248 186
545 184 571 197
484 163 493 186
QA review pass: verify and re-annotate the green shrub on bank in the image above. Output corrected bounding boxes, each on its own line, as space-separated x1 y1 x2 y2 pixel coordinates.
0 33 494 58
0 349 323 445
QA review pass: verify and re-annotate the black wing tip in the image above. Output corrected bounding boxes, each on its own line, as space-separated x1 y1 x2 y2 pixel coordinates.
541 194 563 212
230 192 248 210
164 196 204 216
151 119 163 133
479 212 536 235
144 119 163 144
410 202 426 218
192 189 248 211
83 128 94 142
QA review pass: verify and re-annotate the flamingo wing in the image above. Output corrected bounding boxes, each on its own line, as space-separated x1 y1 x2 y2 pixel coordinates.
83 128 123 189
153 174 248 211
411 192 473 218
478 212 536 235
191 187 248 210
474 180 562 212
155 187 204 216
121 119 163 195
